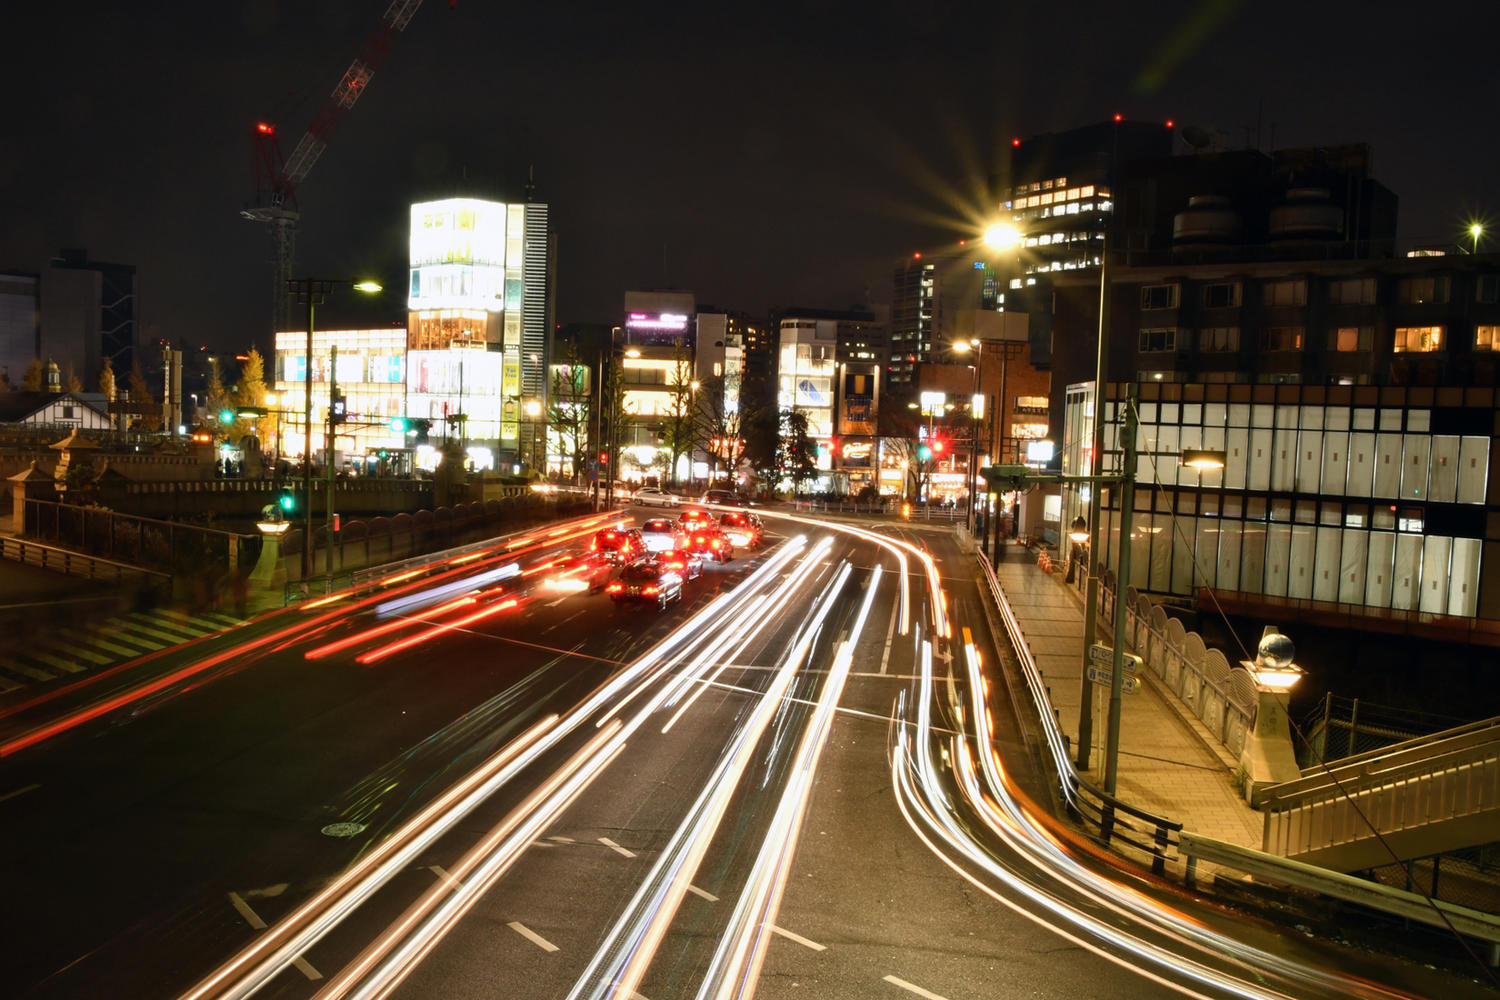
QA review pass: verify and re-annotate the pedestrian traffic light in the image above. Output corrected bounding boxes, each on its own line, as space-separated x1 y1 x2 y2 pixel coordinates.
332 396 347 424
278 486 297 513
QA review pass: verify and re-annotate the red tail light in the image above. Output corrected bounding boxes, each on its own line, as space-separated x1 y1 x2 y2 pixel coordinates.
643 585 659 595
711 540 721 549
606 582 624 593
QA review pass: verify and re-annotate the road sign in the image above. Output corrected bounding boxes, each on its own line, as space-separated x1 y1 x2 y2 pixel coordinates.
1087 665 1140 693
1089 643 1142 673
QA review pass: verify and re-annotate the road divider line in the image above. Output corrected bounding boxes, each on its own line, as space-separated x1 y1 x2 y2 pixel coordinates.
508 921 560 953
882 974 949 1000
769 925 825 951
426 865 462 889
228 892 267 930
0 783 40 803
599 837 636 858
687 884 718 902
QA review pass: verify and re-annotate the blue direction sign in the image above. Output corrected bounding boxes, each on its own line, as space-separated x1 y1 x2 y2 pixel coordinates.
1086 664 1141 693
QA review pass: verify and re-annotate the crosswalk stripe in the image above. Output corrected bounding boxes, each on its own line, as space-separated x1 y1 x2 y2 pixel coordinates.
95 627 160 651
125 613 210 641
0 673 20 693
34 652 88 674
82 636 156 659
0 659 55 682
116 622 201 645
195 613 242 629
47 643 112 666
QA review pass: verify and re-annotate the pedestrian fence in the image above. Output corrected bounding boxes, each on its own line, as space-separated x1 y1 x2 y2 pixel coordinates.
976 550 1500 962
1300 693 1467 768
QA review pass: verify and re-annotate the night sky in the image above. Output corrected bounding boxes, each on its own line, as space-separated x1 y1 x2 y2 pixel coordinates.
4 1 1496 353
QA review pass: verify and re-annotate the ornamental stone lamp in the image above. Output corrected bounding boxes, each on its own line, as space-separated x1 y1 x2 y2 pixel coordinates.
1238 627 1306 807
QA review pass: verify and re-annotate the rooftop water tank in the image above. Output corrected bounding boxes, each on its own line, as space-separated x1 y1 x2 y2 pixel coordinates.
1173 195 1242 247
1269 187 1343 241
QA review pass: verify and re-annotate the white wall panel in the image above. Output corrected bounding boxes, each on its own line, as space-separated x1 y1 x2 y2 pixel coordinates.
1265 524 1291 597
1448 538 1482 617
1419 536 1451 614
1240 522 1265 593
1149 512 1172 591
1313 526 1342 602
1249 428 1272 491
1458 436 1489 504
1320 431 1349 495
1296 431 1322 493
1338 530 1367 605
1225 428 1249 490
1401 435 1431 501
1216 521 1241 592
1365 533 1395 608
1348 432 1376 497
1392 534 1422 611
1373 434 1403 498
1427 435 1460 502
1271 428 1298 492
1288 523 1316 600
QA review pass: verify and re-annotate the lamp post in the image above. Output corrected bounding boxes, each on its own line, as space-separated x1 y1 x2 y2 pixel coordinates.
287 277 380 588
1239 627 1306 805
1470 222 1484 256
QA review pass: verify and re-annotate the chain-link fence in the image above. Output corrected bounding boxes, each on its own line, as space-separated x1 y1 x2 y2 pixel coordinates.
1299 693 1468 768
1360 844 1500 915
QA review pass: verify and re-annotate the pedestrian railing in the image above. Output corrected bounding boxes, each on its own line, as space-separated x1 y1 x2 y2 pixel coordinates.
0 534 171 599
1091 567 1257 760
978 551 1182 875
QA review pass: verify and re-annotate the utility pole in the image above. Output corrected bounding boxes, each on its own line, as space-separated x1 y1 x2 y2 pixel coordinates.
326 344 337 580
1103 383 1138 794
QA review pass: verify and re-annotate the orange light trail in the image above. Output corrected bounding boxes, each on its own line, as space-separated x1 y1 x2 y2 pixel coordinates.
355 599 520 665
303 595 479 661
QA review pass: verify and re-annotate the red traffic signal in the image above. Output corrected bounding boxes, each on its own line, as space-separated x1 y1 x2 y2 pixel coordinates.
931 438 947 455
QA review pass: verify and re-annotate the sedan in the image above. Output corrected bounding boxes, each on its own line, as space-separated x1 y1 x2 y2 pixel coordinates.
633 487 680 507
606 559 684 609
654 547 704 580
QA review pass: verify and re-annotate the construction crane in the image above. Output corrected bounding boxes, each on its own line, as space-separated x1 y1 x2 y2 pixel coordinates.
242 0 430 334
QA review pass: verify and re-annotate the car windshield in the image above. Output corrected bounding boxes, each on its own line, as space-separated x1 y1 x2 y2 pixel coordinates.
621 563 660 581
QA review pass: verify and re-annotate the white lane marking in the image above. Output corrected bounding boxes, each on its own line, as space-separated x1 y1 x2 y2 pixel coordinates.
507 920 559 952
548 835 576 843
229 891 322 980
599 837 635 858
545 596 570 607
427 864 462 889
228 891 267 929
687 884 718 902
883 975 948 999
770 924 826 951
879 586 900 675
0 783 40 804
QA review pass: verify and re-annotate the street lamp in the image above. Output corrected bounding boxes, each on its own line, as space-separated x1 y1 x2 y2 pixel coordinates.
1239 627 1306 804
1470 222 1484 255
287 276 381 590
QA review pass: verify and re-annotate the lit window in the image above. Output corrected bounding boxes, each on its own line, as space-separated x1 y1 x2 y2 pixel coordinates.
1328 326 1372 352
1080 185 1095 198
1393 326 1443 352
1477 325 1500 350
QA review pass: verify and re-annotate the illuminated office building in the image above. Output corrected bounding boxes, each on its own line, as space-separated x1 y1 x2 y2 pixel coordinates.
407 197 552 451
272 327 408 460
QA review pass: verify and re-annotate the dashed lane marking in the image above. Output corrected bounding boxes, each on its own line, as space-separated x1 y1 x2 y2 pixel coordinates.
427 864 462 889
882 975 949 1000
0 783 40 803
770 925 826 951
687 884 718 902
507 921 559 952
548 835 576 843
229 891 322 980
599 837 636 858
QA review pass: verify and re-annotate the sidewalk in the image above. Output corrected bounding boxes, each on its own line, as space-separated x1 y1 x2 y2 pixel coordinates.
990 544 1263 850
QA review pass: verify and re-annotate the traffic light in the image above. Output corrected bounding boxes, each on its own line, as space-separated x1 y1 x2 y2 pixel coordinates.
917 444 932 461
219 409 235 423
278 485 297 514
931 438 946 455
982 464 1033 493
389 416 407 433
332 396 347 424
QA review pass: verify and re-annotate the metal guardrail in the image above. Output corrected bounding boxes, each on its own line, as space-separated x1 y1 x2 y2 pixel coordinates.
977 551 1182 875
0 534 172 596
1180 831 1500 965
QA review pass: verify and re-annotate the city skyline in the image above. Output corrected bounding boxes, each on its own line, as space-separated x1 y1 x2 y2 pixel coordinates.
4 1 1497 352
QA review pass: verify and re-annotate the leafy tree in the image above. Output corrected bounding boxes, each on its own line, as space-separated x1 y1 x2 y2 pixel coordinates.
127 359 161 431
547 342 593 482
658 341 697 487
692 375 745 486
98 358 117 401
21 358 43 391
234 348 270 447
740 396 780 493
777 409 817 495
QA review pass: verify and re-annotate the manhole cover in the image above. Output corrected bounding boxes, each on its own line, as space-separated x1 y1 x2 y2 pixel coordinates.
320 822 367 838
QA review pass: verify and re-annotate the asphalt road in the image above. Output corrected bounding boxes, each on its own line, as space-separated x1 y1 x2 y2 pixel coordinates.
0 508 1490 1000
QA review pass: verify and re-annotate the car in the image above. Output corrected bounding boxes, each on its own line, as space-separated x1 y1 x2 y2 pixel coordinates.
677 507 715 531
541 552 616 594
684 522 733 563
606 558 684 609
717 510 764 549
633 486 680 507
703 489 750 506
640 517 688 553
591 525 646 564
654 547 704 580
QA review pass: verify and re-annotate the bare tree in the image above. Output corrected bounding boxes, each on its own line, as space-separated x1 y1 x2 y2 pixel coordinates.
692 375 745 485
659 341 696 487
548 342 592 482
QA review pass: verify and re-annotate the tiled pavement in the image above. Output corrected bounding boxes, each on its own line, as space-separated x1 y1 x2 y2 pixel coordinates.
990 543 1263 850
0 608 242 693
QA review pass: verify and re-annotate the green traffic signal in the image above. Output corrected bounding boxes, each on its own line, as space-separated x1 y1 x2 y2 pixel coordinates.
220 409 235 422
278 489 296 513
918 445 932 461
389 416 407 433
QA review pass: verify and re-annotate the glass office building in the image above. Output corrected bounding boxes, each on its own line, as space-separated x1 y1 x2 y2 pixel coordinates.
1066 381 1498 627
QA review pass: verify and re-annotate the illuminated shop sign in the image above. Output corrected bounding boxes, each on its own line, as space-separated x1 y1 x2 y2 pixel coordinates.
625 312 689 331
